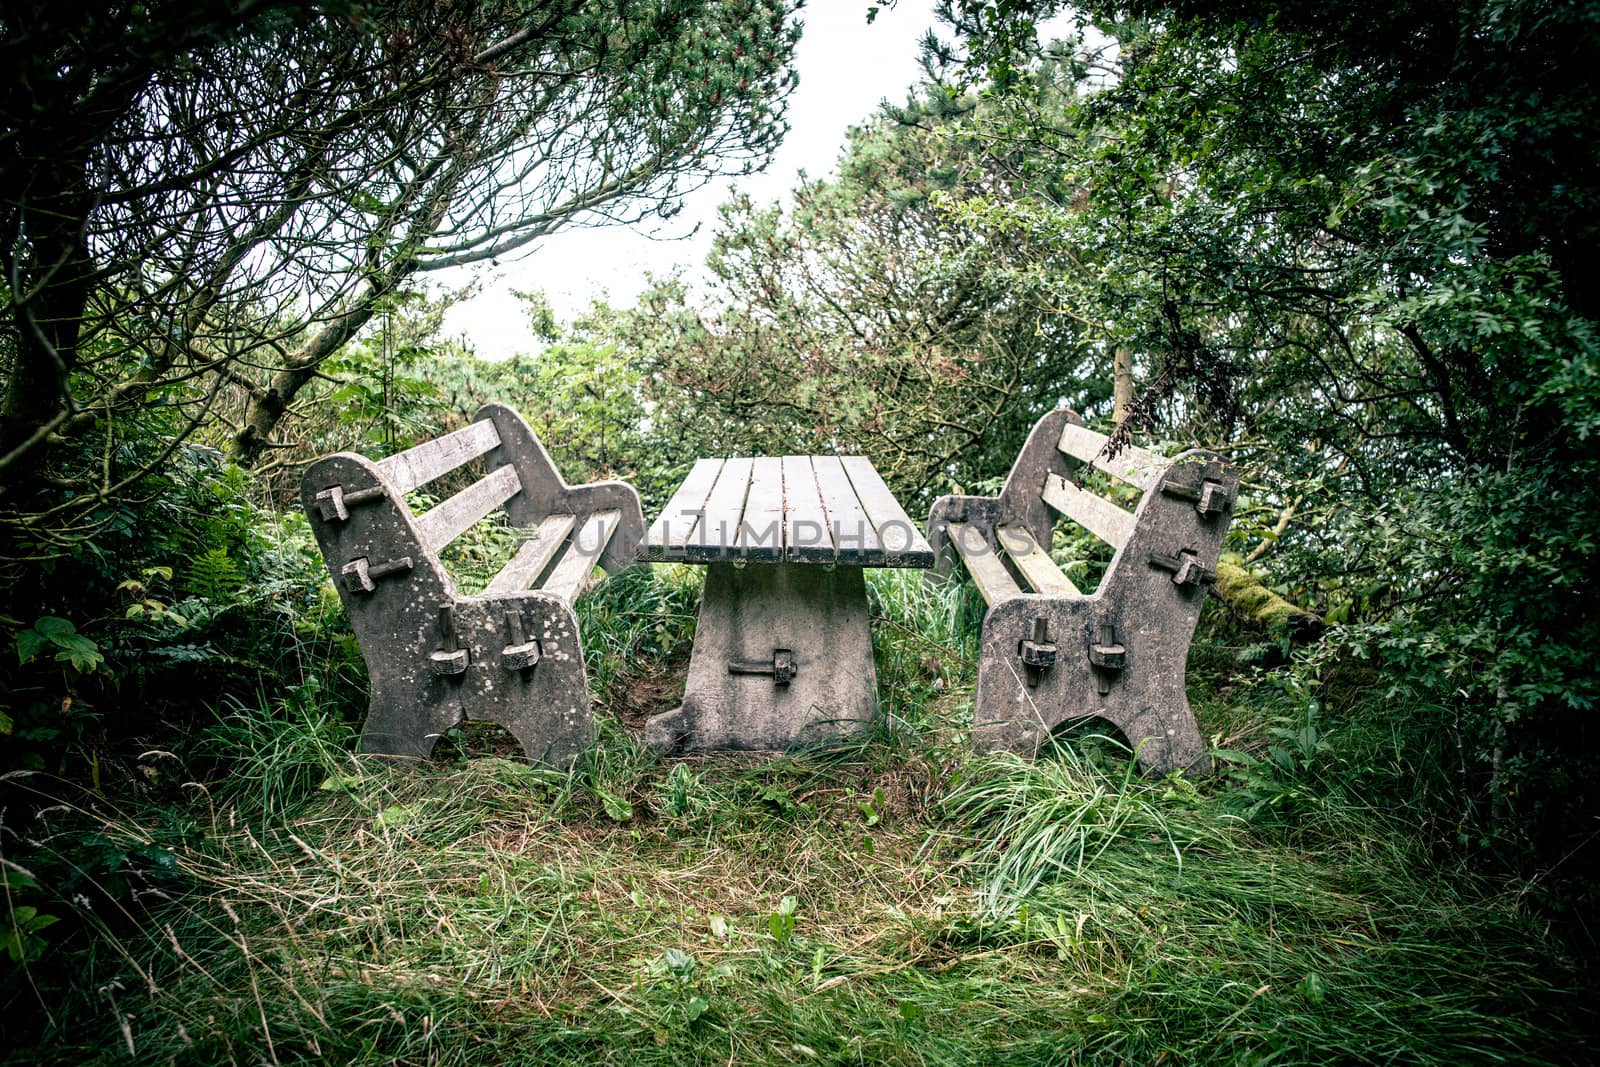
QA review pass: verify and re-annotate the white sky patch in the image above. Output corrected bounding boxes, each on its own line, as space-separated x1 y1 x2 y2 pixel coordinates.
438 0 946 359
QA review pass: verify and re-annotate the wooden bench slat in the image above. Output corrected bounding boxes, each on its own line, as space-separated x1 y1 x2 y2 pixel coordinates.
646 458 724 561
948 522 1023 605
484 512 577 595
686 457 753 559
543 509 621 601
812 455 880 560
840 455 935 565
378 420 502 495
735 457 786 561
783 455 834 562
1041 472 1135 548
997 524 1081 596
1057 423 1169 490
414 464 522 551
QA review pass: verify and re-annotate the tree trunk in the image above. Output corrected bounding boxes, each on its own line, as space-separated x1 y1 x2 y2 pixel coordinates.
0 177 94 479
232 299 383 466
1214 558 1324 642
1112 346 1133 423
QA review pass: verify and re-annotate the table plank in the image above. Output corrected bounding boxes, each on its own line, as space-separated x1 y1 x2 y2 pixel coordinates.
782 455 834 562
736 456 786 561
647 454 934 568
839 456 935 566
812 455 880 562
686 457 753 561
646 458 724 561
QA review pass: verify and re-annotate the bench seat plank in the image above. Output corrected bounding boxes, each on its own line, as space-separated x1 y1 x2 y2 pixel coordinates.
949 522 1023 605
484 512 578 595
997 524 1081 596
783 455 835 562
414 464 522 551
1057 423 1168 490
543 509 621 601
1042 472 1135 548
840 456 935 565
647 458 724 561
378 420 502 495
813 455 880 560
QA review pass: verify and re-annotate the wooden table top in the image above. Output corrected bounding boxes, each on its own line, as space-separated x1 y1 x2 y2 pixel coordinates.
644 455 935 567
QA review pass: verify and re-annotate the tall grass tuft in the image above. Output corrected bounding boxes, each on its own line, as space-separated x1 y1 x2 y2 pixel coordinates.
196 679 360 825
940 743 1199 915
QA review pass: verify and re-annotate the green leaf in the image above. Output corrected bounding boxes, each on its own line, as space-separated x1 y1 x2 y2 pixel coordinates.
32 617 74 638
375 803 422 829
16 629 49 664
597 788 634 823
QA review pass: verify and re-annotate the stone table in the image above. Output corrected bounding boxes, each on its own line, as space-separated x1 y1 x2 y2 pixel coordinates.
642 455 934 752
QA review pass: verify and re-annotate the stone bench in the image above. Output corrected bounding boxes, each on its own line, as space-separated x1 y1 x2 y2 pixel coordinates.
300 403 643 764
926 408 1238 774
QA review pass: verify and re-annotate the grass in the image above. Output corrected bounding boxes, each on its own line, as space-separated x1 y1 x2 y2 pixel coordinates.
2 567 1595 1065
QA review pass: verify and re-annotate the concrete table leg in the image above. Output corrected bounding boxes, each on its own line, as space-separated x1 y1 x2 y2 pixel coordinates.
645 563 878 752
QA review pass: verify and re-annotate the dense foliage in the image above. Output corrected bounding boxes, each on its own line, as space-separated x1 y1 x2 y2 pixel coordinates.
3 1 1599 1060
0 0 800 532
913 0 1600 876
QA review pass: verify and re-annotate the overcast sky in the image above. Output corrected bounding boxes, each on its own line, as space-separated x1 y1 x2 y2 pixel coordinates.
437 0 946 358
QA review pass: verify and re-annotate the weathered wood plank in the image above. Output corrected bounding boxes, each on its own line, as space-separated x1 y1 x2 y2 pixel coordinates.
948 522 1023 605
812 455 880 561
378 420 502 495
484 512 577 595
735 457 786 561
414 464 522 551
783 455 834 562
840 455 935 566
543 509 620 601
997 524 1081 596
646 458 724 561
1041 472 1135 548
1057 423 1168 490
686 457 753 560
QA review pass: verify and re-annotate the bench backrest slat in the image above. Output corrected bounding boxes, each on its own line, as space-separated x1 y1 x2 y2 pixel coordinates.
1041 472 1135 547
414 463 522 551
1057 423 1168 490
379 420 502 495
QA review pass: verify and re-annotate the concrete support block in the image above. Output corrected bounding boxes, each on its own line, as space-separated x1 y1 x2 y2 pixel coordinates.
646 563 878 752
